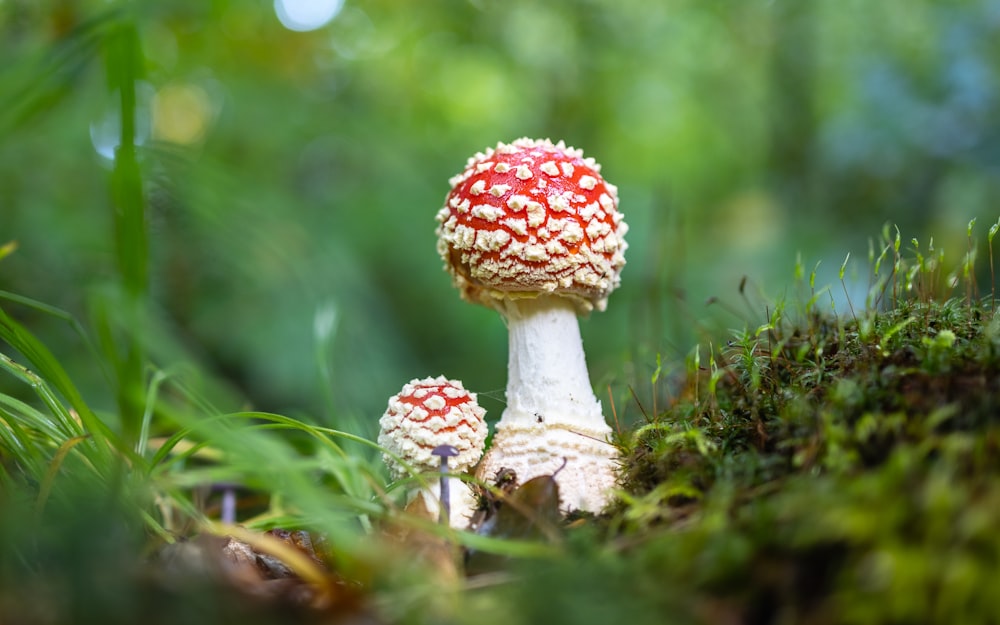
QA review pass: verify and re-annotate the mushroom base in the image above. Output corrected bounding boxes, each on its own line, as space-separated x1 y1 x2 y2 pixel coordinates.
475 419 617 513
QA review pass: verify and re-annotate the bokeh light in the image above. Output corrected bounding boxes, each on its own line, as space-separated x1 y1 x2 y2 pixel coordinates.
274 0 344 32
152 82 214 146
89 82 154 161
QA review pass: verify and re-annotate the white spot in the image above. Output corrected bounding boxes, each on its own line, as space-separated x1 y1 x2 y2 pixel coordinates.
599 193 614 211
475 161 495 173
473 257 496 276
515 165 533 180
586 219 612 240
476 229 511 251
561 221 584 243
507 194 531 212
523 243 549 261
453 225 477 248
560 162 574 177
489 183 511 197
471 204 505 222
457 198 471 213
549 255 573 271
578 175 597 190
448 171 471 188
579 202 599 221
547 192 572 213
546 240 568 255
409 406 429 421
494 162 511 173
469 179 486 196
526 201 546 227
504 240 525 258
540 161 560 176
502 217 529 236
546 218 567 233
424 395 446 411
442 385 464 398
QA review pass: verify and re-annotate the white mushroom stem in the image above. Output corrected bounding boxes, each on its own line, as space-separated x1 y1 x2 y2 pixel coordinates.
503 296 605 427
476 295 618 513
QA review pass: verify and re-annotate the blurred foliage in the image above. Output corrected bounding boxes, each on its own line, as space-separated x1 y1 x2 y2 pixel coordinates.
2 0 1000 436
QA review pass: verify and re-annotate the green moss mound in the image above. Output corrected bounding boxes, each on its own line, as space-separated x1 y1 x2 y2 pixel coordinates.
607 298 1000 623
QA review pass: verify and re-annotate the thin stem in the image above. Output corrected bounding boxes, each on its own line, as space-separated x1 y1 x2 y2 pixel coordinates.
105 17 148 445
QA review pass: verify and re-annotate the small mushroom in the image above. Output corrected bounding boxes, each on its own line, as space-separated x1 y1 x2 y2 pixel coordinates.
435 138 628 513
430 444 459 524
378 376 488 527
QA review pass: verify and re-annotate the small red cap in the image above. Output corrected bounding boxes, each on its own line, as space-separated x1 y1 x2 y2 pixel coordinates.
377 376 487 479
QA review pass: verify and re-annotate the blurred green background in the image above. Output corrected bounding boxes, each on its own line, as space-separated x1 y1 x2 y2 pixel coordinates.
2 0 999 437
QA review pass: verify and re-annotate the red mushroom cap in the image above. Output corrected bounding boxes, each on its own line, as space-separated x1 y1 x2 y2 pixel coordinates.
436 138 628 313
377 376 487 479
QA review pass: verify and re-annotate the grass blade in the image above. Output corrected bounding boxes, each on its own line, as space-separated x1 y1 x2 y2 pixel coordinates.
34 434 92 518
0 306 125 464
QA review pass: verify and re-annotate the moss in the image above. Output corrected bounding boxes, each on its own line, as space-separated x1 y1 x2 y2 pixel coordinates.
610 297 1000 622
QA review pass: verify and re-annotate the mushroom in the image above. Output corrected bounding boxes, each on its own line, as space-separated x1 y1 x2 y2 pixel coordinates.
435 137 628 513
378 376 488 527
